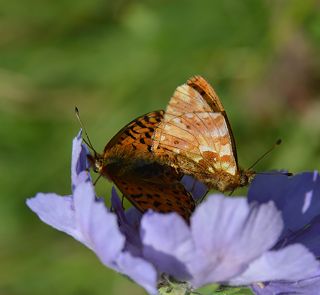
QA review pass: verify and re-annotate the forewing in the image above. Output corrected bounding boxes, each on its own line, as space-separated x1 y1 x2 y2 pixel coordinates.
104 110 164 153
152 76 238 177
102 110 195 220
187 75 225 112
187 75 238 163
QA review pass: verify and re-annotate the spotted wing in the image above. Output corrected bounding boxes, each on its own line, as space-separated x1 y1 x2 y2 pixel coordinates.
187 76 238 164
104 110 164 153
106 160 195 220
152 76 238 180
103 110 195 220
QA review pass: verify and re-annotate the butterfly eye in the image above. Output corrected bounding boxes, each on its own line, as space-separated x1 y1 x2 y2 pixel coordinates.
87 154 95 167
87 154 100 173
94 158 105 174
240 171 256 187
239 174 249 187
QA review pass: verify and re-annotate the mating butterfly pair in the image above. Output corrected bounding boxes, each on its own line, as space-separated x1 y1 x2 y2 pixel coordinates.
87 76 255 220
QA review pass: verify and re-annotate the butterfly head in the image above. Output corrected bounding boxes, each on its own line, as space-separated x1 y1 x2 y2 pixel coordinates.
87 153 105 174
239 169 256 187
75 107 105 174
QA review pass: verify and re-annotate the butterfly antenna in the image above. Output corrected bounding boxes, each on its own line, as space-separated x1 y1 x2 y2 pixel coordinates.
257 171 293 176
74 106 96 154
247 139 282 171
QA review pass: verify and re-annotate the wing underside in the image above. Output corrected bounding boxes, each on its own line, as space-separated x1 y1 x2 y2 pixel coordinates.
152 78 238 181
102 110 196 220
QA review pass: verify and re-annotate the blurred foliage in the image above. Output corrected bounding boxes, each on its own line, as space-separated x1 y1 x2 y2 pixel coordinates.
1 0 320 294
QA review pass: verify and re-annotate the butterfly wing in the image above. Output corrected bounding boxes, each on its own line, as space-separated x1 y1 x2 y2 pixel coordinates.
109 162 195 220
105 110 164 153
101 110 195 219
152 76 239 189
187 76 238 164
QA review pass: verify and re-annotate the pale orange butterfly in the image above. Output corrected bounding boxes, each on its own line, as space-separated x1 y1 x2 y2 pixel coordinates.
152 76 255 192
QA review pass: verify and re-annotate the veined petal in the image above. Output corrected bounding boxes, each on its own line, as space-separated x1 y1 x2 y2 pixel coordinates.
73 181 125 265
231 244 319 285
111 187 142 256
26 193 85 243
189 195 283 287
141 211 193 280
30 131 320 294
115 252 158 295
249 172 320 235
252 267 320 295
71 129 91 189
287 216 320 256
73 181 95 241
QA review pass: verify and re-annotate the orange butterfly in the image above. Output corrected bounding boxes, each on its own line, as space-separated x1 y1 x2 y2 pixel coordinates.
86 110 195 220
152 76 255 192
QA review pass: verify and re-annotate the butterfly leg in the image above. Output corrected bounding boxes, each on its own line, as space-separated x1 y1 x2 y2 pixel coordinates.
195 191 209 205
228 188 235 196
121 194 125 210
93 174 102 186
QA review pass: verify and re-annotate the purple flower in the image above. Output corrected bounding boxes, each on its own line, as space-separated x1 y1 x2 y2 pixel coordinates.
27 131 320 294
27 131 158 294
248 172 320 295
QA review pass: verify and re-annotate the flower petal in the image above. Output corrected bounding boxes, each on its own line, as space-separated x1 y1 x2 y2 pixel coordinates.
71 129 91 189
26 193 87 246
249 172 320 235
181 175 208 201
73 181 125 263
125 207 143 229
231 244 319 285
251 268 320 295
28 131 157 294
248 172 290 208
141 211 193 280
287 216 320 256
111 187 142 256
189 195 283 287
28 181 126 267
115 252 158 295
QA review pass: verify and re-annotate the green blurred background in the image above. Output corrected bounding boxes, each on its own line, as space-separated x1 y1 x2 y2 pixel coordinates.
1 0 320 294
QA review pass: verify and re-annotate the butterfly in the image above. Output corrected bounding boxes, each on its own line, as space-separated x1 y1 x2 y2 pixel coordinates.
152 76 255 192
86 110 196 220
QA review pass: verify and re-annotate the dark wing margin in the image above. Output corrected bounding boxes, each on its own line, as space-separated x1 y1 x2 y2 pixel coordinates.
187 75 239 165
